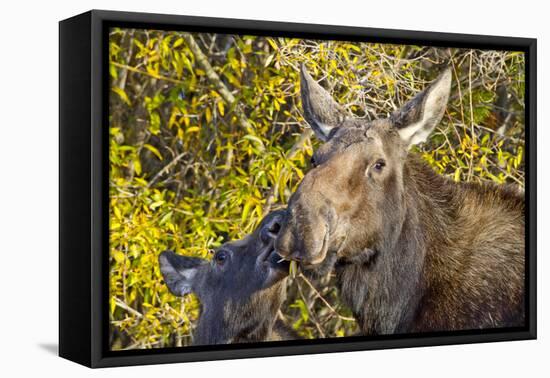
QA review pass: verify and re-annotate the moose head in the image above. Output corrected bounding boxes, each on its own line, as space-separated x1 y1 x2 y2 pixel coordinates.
159 210 289 345
275 65 452 268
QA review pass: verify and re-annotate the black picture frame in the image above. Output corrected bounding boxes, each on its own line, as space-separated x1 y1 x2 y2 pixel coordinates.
59 9 537 368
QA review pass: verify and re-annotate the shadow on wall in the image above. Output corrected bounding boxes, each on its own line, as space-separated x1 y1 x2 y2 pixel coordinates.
38 343 58 356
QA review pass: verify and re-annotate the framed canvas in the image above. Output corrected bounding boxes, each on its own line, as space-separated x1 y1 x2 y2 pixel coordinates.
59 10 537 368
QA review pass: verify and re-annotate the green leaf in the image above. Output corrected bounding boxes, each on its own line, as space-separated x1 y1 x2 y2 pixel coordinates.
159 211 173 226
291 300 309 322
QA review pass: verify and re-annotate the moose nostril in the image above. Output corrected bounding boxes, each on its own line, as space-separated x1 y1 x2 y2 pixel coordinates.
268 220 281 235
261 213 284 243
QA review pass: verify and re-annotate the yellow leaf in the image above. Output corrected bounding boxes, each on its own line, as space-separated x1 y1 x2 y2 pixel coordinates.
187 126 200 133
242 135 265 148
217 101 225 116
133 157 141 175
109 64 118 79
454 168 461 182
113 251 125 264
113 206 122 220
110 296 116 315
267 38 278 50
111 87 131 106
146 64 159 77
264 53 275 67
150 200 165 210
144 144 163 160
241 200 253 224
173 37 184 48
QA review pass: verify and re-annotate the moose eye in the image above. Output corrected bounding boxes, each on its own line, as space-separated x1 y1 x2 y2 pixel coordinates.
214 250 228 265
373 159 386 172
310 155 317 168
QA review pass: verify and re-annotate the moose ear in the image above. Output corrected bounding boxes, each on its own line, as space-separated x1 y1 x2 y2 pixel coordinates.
392 67 452 147
159 251 206 296
300 64 348 142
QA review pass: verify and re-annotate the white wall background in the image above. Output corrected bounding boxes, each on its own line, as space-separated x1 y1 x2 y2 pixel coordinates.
0 0 546 375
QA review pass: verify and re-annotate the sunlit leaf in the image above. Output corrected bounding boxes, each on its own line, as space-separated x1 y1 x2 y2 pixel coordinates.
111 87 131 106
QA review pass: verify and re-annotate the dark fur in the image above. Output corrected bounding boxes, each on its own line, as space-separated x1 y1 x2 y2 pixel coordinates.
159 210 297 344
276 67 525 334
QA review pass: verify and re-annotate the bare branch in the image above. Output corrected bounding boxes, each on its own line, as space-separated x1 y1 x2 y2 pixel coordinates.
182 34 263 151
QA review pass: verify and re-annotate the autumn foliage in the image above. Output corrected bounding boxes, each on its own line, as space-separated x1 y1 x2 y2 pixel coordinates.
108 28 525 349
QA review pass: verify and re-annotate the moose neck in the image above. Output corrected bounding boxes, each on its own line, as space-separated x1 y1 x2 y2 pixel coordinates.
193 304 274 345
229 284 287 343
337 154 458 334
340 152 524 335
193 304 229 345
193 284 286 345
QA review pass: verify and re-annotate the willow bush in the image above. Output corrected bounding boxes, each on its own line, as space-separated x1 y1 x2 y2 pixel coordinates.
108 28 525 349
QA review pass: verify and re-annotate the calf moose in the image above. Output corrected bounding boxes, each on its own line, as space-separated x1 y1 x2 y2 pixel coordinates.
159 210 296 345
275 65 525 334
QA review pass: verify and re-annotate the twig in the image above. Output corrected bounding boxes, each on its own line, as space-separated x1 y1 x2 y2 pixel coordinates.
181 34 263 151
295 279 326 337
117 30 135 90
172 208 239 223
298 273 355 322
110 61 185 86
467 51 476 180
146 152 186 188
114 297 143 318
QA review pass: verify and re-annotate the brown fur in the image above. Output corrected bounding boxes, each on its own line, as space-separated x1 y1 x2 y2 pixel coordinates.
275 66 525 334
336 155 524 333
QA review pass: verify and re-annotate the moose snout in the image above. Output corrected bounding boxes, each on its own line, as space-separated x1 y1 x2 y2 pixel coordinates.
275 244 304 262
275 170 338 266
275 216 330 266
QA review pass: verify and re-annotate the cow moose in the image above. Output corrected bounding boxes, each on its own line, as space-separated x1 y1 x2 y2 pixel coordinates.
275 65 525 334
159 210 296 345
